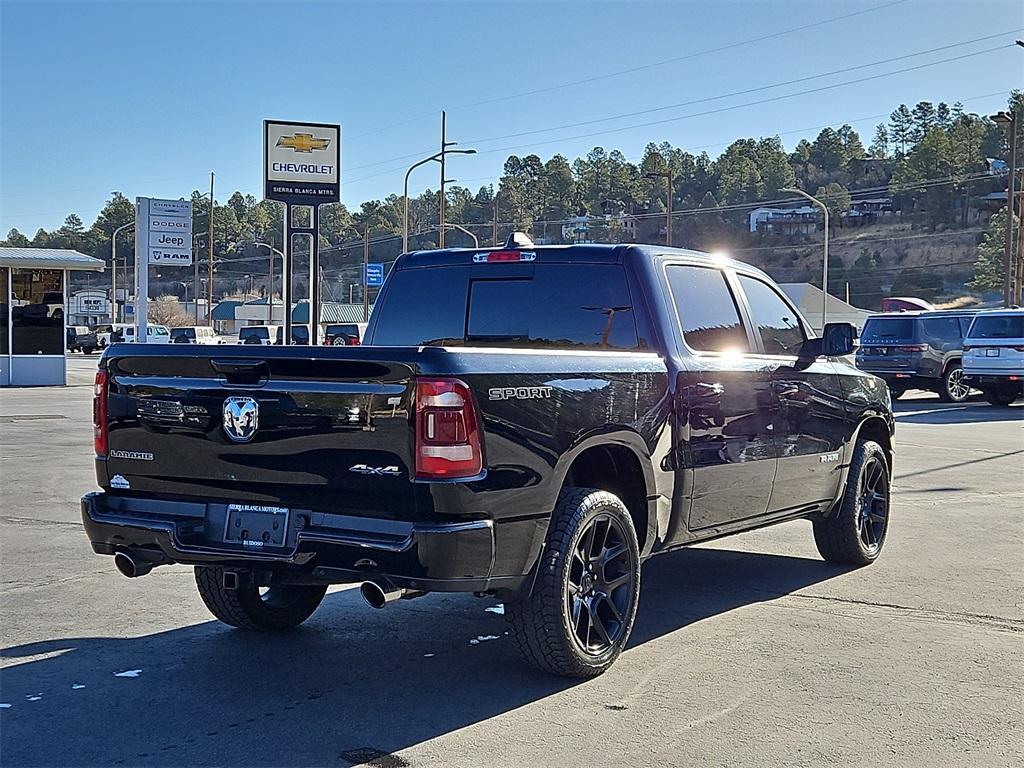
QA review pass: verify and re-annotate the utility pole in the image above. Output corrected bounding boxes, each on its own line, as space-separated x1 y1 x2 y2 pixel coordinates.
492 196 499 246
644 170 673 246
991 111 1017 307
362 226 370 322
207 171 215 325
438 111 446 247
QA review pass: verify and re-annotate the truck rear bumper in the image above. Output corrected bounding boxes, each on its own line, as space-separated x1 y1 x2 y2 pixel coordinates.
82 492 542 594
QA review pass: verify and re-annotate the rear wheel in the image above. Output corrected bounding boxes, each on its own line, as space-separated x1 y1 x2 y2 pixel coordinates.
813 440 890 566
506 487 640 678
194 566 326 630
938 364 969 403
984 386 1021 407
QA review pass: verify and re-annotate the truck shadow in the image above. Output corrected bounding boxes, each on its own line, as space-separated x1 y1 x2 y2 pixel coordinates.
893 399 1022 425
0 546 846 767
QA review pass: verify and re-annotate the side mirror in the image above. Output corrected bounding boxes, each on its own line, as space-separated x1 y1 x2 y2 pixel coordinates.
821 322 857 356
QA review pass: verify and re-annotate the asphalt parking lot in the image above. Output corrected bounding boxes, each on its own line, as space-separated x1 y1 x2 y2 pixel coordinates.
1 355 1022 767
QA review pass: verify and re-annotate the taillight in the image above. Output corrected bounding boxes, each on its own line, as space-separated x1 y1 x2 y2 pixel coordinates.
472 250 537 263
897 344 928 353
350 337 361 346
415 377 482 479
93 369 108 457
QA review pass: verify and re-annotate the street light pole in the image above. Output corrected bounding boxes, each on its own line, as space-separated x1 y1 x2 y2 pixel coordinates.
207 172 215 326
437 223 479 247
644 170 673 246
991 110 1018 307
404 152 441 254
782 187 830 329
362 226 370 322
111 222 134 323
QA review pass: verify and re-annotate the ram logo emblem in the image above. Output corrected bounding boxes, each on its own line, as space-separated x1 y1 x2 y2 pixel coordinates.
222 396 259 443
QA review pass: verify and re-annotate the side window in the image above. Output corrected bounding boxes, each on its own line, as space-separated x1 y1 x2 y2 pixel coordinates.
921 317 960 342
737 275 807 355
665 265 748 353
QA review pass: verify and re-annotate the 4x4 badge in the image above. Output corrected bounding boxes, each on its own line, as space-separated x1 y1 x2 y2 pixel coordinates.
349 464 400 476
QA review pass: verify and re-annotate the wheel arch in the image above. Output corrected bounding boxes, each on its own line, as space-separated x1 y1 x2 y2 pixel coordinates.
554 430 657 557
824 414 893 519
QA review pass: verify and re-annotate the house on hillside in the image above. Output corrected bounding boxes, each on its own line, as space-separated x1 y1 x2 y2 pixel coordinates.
749 206 818 235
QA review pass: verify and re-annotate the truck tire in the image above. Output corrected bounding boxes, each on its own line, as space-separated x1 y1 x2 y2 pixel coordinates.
813 440 890 566
194 566 327 630
506 487 641 678
938 363 969 403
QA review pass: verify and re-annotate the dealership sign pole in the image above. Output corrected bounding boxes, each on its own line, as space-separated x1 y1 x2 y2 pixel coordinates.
134 197 193 342
264 120 341 343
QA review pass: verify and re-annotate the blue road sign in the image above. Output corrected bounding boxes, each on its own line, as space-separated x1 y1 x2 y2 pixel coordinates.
366 263 385 287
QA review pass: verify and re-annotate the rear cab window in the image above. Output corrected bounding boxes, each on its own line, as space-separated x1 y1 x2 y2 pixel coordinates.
663 264 748 354
370 263 640 350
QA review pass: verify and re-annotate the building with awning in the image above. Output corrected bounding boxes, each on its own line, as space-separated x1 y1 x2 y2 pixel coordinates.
1 247 105 386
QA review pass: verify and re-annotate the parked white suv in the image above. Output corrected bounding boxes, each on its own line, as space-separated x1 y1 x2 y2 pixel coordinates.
962 308 1024 406
97 323 172 347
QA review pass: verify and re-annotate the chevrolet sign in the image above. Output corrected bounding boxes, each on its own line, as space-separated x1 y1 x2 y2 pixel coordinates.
264 120 341 206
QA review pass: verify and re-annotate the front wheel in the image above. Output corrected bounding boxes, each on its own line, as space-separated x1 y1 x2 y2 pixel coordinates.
194 566 326 630
506 487 641 678
812 440 891 566
938 364 970 403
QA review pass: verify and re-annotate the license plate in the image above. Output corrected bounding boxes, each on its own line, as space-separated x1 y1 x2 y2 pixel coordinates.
224 504 289 549
986 348 1000 357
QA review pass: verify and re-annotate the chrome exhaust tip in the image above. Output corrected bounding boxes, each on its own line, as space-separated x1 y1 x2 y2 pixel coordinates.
359 580 403 609
114 550 153 579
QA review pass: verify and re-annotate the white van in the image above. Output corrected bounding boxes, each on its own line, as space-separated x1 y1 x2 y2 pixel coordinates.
170 326 222 345
97 323 171 347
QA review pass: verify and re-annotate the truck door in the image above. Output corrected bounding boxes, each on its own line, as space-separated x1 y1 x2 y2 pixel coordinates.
665 264 777 533
734 274 846 512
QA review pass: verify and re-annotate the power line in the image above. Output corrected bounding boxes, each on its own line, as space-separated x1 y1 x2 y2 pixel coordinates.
340 0 910 141
463 31 1023 146
451 1 913 111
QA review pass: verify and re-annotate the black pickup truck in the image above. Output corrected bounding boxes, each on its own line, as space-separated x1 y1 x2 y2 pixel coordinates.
83 237 894 677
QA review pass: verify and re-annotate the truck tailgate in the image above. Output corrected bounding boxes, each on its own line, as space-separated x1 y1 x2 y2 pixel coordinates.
101 346 420 519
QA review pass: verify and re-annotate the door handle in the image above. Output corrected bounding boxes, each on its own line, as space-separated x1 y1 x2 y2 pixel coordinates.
695 382 725 398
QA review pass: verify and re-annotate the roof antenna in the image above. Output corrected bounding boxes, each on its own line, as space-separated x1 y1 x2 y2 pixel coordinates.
504 232 535 249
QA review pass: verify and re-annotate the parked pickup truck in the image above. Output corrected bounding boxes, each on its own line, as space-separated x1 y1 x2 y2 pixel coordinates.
83 236 894 677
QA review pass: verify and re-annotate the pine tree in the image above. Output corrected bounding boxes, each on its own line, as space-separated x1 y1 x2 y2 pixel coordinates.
911 101 937 144
889 105 913 157
869 123 889 158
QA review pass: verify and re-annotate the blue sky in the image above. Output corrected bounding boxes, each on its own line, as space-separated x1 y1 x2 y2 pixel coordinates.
1 0 1021 235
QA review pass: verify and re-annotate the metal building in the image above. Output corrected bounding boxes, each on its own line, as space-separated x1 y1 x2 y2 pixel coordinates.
0 247 105 386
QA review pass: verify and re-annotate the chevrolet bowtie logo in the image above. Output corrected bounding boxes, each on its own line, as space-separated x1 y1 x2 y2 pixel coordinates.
276 133 331 153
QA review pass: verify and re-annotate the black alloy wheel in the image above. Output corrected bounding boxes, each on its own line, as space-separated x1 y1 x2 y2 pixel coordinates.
565 513 635 657
856 454 889 555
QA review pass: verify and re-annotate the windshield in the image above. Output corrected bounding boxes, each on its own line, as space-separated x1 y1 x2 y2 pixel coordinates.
969 315 1024 339
171 328 196 339
861 317 915 342
239 327 270 340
